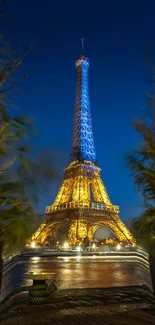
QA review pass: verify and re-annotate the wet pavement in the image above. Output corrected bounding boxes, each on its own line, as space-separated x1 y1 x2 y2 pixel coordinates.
0 255 154 324
1 255 152 299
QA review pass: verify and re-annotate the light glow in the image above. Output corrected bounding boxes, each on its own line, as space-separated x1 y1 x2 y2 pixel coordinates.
31 241 36 248
64 242 69 249
32 257 40 261
57 253 149 267
76 246 81 252
76 255 81 260
116 243 121 251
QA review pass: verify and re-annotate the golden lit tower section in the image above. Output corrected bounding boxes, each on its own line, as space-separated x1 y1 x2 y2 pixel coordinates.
31 53 136 246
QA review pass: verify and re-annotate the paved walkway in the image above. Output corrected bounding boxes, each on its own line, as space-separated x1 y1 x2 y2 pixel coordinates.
0 285 155 324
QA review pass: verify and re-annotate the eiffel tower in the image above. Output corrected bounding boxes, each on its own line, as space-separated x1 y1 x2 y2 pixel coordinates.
31 53 135 246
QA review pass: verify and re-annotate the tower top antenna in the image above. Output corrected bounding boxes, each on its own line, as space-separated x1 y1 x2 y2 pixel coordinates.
81 38 84 55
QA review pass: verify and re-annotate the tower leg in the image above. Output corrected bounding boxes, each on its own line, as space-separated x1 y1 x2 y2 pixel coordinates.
68 219 88 245
68 220 78 244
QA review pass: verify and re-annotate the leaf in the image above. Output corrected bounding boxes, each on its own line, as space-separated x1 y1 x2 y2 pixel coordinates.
19 154 30 171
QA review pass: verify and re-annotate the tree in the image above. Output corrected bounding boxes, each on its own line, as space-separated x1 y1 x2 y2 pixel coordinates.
126 67 155 293
0 17 57 292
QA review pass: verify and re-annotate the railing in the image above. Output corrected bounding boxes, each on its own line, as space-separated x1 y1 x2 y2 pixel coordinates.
46 202 119 213
3 251 21 267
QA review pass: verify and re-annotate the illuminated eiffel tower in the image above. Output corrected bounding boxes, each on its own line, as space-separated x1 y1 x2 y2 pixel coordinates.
31 51 135 246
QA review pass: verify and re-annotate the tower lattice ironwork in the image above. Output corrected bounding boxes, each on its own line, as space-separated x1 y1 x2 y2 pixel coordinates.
31 54 135 246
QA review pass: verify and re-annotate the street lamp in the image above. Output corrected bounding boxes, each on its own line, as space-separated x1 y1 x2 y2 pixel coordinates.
92 243 96 249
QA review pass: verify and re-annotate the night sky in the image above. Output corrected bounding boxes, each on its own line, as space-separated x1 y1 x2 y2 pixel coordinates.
2 1 154 226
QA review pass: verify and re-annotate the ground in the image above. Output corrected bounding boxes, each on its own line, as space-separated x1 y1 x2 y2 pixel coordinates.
0 285 155 324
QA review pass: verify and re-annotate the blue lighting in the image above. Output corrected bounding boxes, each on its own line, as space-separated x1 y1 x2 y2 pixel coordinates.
70 56 97 163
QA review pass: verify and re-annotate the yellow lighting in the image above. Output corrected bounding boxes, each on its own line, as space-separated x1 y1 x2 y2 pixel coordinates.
30 162 136 247
64 242 69 249
31 241 36 248
92 243 96 249
76 246 81 252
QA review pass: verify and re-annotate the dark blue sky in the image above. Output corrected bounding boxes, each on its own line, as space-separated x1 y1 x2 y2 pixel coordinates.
3 0 154 221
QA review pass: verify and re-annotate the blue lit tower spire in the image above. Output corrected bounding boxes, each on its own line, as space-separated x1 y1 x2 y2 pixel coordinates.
70 46 97 164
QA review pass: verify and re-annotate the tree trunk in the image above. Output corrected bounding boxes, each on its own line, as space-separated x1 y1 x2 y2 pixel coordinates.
0 241 4 294
149 244 155 297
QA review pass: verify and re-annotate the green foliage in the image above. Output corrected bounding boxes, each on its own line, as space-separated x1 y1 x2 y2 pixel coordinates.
0 15 56 257
126 73 155 249
0 111 56 255
126 119 155 204
131 207 155 248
